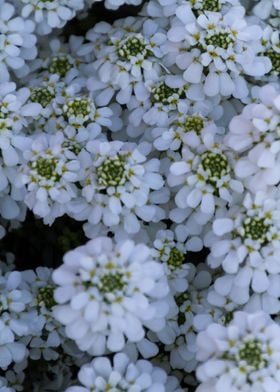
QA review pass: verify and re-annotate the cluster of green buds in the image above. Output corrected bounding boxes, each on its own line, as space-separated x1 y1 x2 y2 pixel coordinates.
265 49 280 75
99 272 128 294
241 217 270 246
201 151 230 184
167 248 185 270
236 339 267 370
151 82 182 105
117 35 150 60
30 87 55 108
48 56 72 77
205 32 235 50
63 98 93 124
182 115 205 134
96 154 127 187
191 0 221 13
31 157 61 182
37 285 56 310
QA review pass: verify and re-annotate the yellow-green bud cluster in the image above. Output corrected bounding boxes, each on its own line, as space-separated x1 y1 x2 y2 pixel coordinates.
30 87 55 108
99 272 127 294
64 98 92 119
183 115 204 134
32 158 60 182
265 50 280 75
151 82 180 104
205 32 234 50
117 36 148 60
242 217 270 245
37 286 56 309
96 155 126 187
49 56 72 77
201 151 230 181
167 248 185 270
237 340 266 370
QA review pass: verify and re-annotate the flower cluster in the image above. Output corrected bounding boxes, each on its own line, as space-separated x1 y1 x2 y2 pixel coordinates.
0 0 279 390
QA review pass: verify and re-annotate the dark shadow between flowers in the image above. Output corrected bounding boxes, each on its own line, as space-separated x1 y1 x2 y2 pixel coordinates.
2 212 87 270
63 2 145 38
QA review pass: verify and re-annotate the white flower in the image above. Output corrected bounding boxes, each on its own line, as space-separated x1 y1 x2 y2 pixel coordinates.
196 311 280 392
0 82 41 166
86 17 166 106
68 140 166 234
152 112 222 152
168 134 243 220
152 229 191 293
15 132 81 224
208 278 280 315
0 2 37 82
62 95 113 135
66 353 183 391
253 0 280 20
205 191 280 299
161 264 220 373
0 271 31 369
26 73 73 125
21 267 65 361
0 271 32 315
20 0 84 35
140 76 192 126
226 84 280 192
167 5 271 97
26 73 114 142
260 26 280 80
52 237 171 355
38 37 83 80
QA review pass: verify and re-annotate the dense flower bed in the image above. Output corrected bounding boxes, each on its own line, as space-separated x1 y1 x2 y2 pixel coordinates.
0 0 279 390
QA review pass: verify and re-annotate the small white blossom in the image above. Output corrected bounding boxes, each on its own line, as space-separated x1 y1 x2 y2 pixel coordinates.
226 84 280 192
69 140 167 234
167 5 271 97
66 353 183 391
205 191 280 301
196 311 280 392
0 2 37 82
20 0 84 35
15 132 81 224
53 237 171 355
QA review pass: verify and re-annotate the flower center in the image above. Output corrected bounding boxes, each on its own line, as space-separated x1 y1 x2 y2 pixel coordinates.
117 36 148 60
37 286 56 309
99 272 127 294
237 340 266 370
0 103 8 119
151 82 180 104
96 155 126 187
49 56 72 77
264 50 280 75
32 158 60 181
201 0 221 11
242 217 270 244
30 87 55 108
201 151 230 181
183 115 204 134
167 248 185 270
205 32 234 50
63 98 92 120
